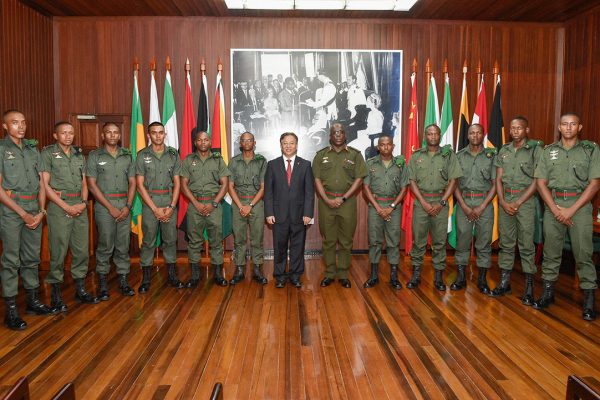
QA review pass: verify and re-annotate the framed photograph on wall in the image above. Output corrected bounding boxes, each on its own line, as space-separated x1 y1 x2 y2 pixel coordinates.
230 49 403 161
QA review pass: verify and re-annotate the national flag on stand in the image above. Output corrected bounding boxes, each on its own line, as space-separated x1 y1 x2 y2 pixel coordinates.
472 77 488 136
149 68 161 124
422 75 440 147
177 60 196 229
401 73 419 254
129 67 145 246
197 66 210 134
488 74 505 243
439 73 457 247
211 66 232 239
162 58 179 149
456 68 470 151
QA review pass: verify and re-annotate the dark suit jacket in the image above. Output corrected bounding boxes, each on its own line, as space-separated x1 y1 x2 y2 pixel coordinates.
264 156 315 224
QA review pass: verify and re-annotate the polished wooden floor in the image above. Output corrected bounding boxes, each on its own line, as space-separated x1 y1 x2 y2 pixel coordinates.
0 253 598 400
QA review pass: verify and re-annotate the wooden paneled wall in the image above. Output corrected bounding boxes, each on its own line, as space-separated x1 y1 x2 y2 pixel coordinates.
0 0 53 144
562 5 600 141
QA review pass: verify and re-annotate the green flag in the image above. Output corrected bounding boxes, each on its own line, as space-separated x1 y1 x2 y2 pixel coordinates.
422 76 440 147
129 70 145 246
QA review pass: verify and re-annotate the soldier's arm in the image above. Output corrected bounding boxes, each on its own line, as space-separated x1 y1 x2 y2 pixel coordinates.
453 185 469 212
363 183 382 213
228 180 243 208
136 175 162 219
515 179 537 208
213 176 229 204
314 178 336 208
87 177 119 216
441 179 457 204
393 186 407 207
343 177 363 200
536 177 571 225
41 171 77 216
0 174 34 223
495 167 507 206
126 176 136 211
479 183 497 211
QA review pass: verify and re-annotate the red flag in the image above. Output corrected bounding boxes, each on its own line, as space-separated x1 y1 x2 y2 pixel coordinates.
177 61 195 228
472 77 488 139
401 73 419 254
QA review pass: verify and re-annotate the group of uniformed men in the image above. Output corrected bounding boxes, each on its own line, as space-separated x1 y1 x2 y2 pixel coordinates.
1 109 597 331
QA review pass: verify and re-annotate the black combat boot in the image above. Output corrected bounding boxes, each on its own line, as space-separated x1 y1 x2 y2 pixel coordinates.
25 288 54 315
450 265 466 291
213 264 228 287
521 273 535 306
477 268 492 295
51 283 68 313
490 269 512 297
532 280 555 310
4 297 27 330
74 278 99 304
166 264 184 289
252 264 268 285
230 265 245 285
118 274 135 296
406 265 421 289
582 289 596 321
138 266 152 294
434 270 446 291
185 263 201 288
389 264 402 290
363 263 379 288
97 273 109 301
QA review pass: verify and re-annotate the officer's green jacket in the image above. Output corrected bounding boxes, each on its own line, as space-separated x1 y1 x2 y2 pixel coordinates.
0 137 41 193
86 147 135 195
135 146 181 190
534 140 600 188
40 143 85 191
494 140 542 188
407 145 462 192
456 147 496 191
180 151 230 196
228 153 266 197
364 155 408 198
312 145 367 193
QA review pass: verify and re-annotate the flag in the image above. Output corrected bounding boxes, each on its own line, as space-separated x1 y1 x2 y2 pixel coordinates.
149 69 161 124
212 68 232 239
162 67 179 149
472 77 488 137
456 72 470 151
401 73 419 254
488 76 505 148
177 63 195 228
439 74 456 246
422 75 440 147
129 69 145 246
197 70 210 134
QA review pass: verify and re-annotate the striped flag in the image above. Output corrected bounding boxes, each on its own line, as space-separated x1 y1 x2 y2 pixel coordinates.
129 69 145 246
197 68 210 134
473 77 488 137
162 64 179 149
488 75 505 243
422 75 440 146
401 73 419 254
177 62 195 228
149 69 161 124
456 70 470 151
440 74 456 246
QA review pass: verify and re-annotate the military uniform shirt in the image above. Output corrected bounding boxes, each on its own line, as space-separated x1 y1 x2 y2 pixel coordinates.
135 146 181 190
40 143 86 191
86 147 135 194
364 155 408 198
0 137 41 193
495 140 542 188
228 153 266 197
456 147 497 191
534 140 600 189
312 146 367 193
408 146 462 192
180 152 230 196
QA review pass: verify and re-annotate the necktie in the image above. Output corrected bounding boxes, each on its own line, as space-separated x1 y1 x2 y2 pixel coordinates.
286 159 292 186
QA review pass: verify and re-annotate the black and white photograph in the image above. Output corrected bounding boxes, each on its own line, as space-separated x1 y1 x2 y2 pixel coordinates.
231 49 403 160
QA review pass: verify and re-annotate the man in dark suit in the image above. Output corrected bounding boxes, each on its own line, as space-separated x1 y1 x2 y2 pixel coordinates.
264 132 315 288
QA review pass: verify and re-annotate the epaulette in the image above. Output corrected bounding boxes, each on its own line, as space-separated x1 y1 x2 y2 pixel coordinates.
212 151 222 159
254 154 265 161
440 144 452 157
525 139 543 149
73 146 83 155
580 140 597 150
121 147 131 155
484 147 497 158
347 146 360 153
43 144 55 150
394 155 406 167
24 139 38 147
316 147 328 154
167 146 178 156
185 152 196 159
366 155 378 163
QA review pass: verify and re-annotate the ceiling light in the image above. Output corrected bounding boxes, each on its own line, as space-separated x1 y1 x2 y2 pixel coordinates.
393 0 418 11
345 0 395 10
223 0 419 11
245 0 294 9
295 0 346 9
224 0 244 8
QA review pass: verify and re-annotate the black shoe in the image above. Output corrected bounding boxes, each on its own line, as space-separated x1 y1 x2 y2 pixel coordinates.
138 266 151 294
406 265 421 289
50 284 68 313
364 263 379 288
290 279 302 288
434 270 446 291
521 273 535 306
339 279 351 288
3 297 27 330
533 280 555 310
230 265 245 285
97 273 109 301
118 274 135 296
389 264 402 290
275 279 286 288
490 269 512 297
213 265 228 287
477 268 492 295
450 265 466 291
582 289 596 321
320 277 334 287
167 264 184 289
185 263 201 288
252 264 268 285
25 289 55 315
75 279 99 304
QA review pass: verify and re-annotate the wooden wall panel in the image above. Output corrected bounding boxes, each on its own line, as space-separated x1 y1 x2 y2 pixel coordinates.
0 0 53 145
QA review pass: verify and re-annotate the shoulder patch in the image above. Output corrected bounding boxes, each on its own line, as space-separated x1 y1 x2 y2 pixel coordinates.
167 146 178 155
366 155 378 163
254 154 265 161
484 148 497 158
185 152 196 159
24 139 38 147
212 152 222 159
526 139 543 149
581 140 597 150
441 144 452 157
347 146 360 153
73 146 82 154
121 147 131 155
394 155 406 167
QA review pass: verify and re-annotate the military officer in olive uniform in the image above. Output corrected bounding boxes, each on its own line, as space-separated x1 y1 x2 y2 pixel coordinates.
363 135 408 289
181 130 230 287
41 121 98 310
87 123 137 300
0 110 54 330
313 122 367 289
407 124 462 291
228 132 268 285
451 124 496 293
135 122 182 292
493 116 542 303
534 113 600 320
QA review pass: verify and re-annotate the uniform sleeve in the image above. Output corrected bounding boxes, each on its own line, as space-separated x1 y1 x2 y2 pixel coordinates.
407 156 417 181
180 158 190 179
259 159 267 182
219 158 231 178
363 162 372 185
447 152 463 180
312 152 322 179
86 153 97 178
39 148 52 172
533 145 542 170
354 152 367 179
588 145 600 179
494 149 504 168
534 149 548 179
172 157 182 176
127 157 135 178
135 151 145 175
401 166 410 187
0 145 5 175
81 155 87 175
489 157 497 180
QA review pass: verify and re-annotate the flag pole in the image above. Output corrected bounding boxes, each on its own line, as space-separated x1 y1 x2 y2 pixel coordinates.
166 55 171 71
425 58 432 95
493 60 499 96
476 60 482 90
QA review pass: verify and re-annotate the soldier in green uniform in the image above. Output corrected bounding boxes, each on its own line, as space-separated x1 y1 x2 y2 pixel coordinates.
0 110 55 330
41 121 98 311
87 123 137 300
313 123 367 288
407 124 462 291
451 124 496 293
228 132 268 285
135 122 182 292
181 130 230 287
534 113 600 320
493 116 542 303
362 135 408 289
